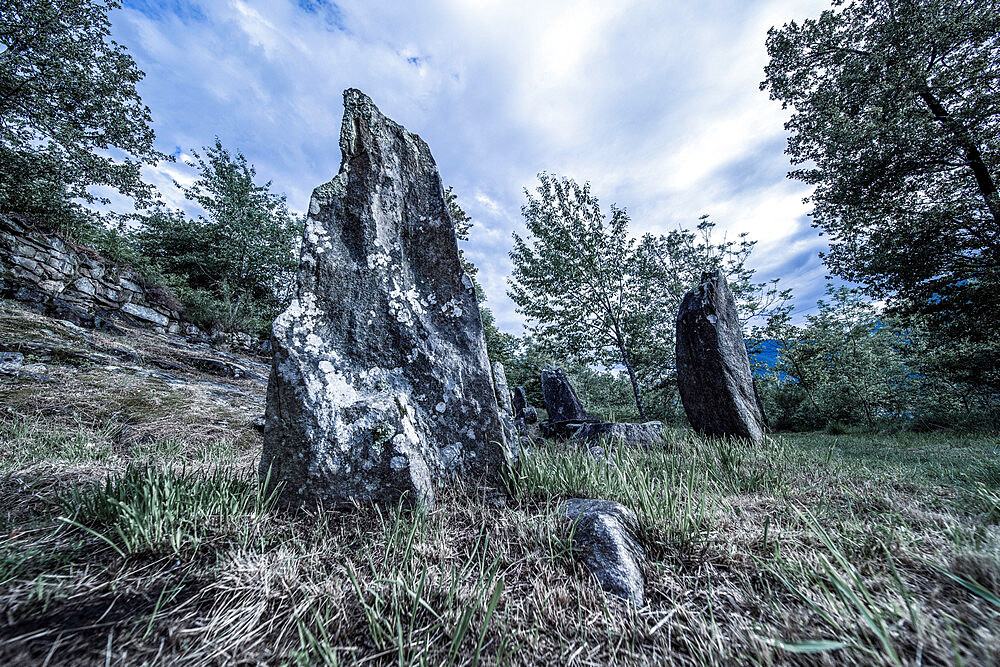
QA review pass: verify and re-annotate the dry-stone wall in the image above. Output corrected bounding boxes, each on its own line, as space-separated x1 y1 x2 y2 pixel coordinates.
0 214 189 334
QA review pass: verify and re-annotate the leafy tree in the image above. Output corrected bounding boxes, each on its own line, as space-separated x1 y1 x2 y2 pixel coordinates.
754 287 913 430
135 139 301 335
510 174 651 419
509 174 786 422
0 0 166 236
761 0 1000 386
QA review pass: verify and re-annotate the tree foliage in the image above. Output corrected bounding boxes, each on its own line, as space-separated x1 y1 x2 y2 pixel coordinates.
762 0 1000 386
509 174 651 418
135 139 301 336
0 0 165 235
753 286 1000 430
508 174 785 421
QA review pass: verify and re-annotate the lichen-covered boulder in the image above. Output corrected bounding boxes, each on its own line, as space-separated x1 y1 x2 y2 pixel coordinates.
261 89 509 507
675 271 766 444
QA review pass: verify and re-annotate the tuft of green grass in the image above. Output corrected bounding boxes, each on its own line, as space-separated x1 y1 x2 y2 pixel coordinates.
510 438 711 556
55 464 281 556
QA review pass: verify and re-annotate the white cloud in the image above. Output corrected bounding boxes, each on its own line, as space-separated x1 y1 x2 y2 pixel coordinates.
111 0 833 333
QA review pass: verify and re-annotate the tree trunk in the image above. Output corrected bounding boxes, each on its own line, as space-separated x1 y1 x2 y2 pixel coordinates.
918 86 1000 227
615 335 647 421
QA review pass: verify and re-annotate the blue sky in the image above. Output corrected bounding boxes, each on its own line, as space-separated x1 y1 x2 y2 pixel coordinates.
113 0 834 333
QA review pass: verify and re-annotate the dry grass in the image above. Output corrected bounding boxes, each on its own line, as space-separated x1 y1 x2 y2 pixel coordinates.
0 302 998 664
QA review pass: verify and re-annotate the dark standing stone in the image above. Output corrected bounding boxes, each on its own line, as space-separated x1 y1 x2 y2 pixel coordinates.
541 365 589 423
563 499 646 607
675 271 766 444
512 386 528 420
522 406 538 425
261 89 508 507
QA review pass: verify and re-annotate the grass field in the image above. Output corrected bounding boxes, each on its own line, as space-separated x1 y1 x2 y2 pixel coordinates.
1 302 998 665
2 406 998 665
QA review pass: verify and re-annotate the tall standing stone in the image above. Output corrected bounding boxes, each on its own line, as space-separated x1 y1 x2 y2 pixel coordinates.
261 89 509 507
675 271 766 444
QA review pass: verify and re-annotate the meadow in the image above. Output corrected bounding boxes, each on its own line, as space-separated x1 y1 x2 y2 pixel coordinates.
2 400 997 664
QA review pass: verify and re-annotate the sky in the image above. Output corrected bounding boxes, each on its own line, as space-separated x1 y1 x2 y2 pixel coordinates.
111 0 835 334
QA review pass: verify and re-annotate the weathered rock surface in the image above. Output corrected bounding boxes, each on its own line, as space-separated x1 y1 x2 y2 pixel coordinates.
491 361 517 451
261 89 508 507
572 421 666 449
676 271 766 444
563 499 646 607
491 362 513 415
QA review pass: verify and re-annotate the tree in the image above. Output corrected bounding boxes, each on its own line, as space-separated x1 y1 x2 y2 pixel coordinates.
509 174 651 419
0 0 165 235
761 0 1000 386
509 174 787 422
753 287 912 430
135 139 301 335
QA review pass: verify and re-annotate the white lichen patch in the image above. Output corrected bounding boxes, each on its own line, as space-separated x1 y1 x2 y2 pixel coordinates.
305 216 332 252
435 401 447 414
367 249 391 270
440 298 463 319
388 283 431 326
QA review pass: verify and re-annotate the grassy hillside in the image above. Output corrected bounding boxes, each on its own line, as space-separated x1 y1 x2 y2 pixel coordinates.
1 300 998 665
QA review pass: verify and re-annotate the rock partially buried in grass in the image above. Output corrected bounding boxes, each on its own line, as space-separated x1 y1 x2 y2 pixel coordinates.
676 271 766 444
571 421 666 449
260 89 509 507
563 498 646 607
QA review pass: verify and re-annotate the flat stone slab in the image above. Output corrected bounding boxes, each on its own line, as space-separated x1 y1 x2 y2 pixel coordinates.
571 421 666 448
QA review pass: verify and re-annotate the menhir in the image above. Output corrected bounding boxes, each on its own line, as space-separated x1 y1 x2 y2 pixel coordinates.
260 89 509 507
675 271 765 444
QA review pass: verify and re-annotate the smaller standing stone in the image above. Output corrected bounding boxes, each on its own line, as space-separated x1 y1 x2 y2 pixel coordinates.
675 271 766 444
541 365 589 423
491 362 513 415
512 386 538 424
562 499 646 607
512 386 529 420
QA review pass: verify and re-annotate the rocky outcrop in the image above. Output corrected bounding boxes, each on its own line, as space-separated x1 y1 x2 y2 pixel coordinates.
0 215 267 353
563 499 646 607
0 215 185 334
572 421 666 449
261 89 508 508
676 271 765 444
